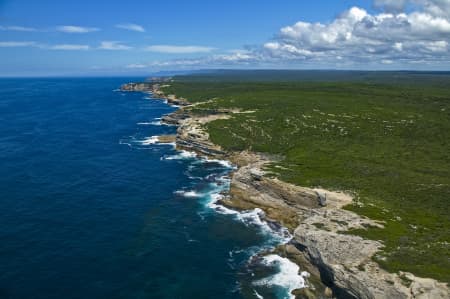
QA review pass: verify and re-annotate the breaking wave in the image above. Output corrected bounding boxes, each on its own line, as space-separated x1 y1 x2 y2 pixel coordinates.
254 255 310 299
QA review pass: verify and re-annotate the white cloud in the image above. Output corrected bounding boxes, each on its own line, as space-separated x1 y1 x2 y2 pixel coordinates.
126 63 148 69
375 0 450 18
0 25 37 32
50 44 90 50
115 23 145 32
56 26 99 33
374 0 409 12
145 45 216 54
258 4 450 66
128 2 450 69
423 40 448 52
0 42 90 50
99 41 132 50
394 42 403 51
418 0 450 18
148 52 261 68
0 41 37 47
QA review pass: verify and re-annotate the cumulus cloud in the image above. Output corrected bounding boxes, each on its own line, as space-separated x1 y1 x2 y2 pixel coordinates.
49 44 90 50
99 41 132 50
141 1 449 69
259 3 450 67
145 45 216 54
0 25 37 32
115 23 145 32
57 26 99 33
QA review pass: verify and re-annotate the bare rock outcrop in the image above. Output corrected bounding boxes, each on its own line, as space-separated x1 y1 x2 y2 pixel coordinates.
120 82 152 91
219 152 449 299
174 113 230 158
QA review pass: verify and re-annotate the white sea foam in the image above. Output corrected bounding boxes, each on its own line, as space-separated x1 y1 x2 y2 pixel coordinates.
186 174 203 180
202 158 235 169
254 290 264 299
137 120 162 126
255 254 309 299
140 136 159 145
205 183 291 243
174 190 202 198
136 136 175 148
163 150 197 160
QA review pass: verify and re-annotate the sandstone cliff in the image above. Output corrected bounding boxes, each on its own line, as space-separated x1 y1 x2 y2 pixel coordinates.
124 83 449 299
167 105 449 299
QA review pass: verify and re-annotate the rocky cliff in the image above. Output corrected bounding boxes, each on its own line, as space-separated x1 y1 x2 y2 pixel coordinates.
120 82 153 92
120 82 190 106
170 108 449 299
221 152 449 299
125 83 449 299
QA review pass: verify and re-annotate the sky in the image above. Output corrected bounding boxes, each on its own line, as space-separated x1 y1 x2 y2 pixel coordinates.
0 0 449 76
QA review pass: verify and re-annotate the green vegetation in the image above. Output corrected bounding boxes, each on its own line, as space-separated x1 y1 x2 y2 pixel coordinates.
162 71 450 283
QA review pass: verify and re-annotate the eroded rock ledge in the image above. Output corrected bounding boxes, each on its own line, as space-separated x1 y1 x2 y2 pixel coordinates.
168 108 448 299
123 81 449 299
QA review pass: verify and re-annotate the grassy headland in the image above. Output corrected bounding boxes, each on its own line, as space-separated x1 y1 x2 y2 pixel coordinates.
162 70 450 283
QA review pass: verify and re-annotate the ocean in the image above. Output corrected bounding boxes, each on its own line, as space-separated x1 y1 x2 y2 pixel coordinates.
0 78 306 299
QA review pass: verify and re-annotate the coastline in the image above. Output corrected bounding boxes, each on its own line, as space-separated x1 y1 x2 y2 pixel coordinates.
121 81 449 299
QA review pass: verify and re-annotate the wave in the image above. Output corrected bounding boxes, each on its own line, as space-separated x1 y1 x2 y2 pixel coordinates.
163 150 197 160
119 135 175 149
137 121 162 126
189 157 235 169
203 158 235 168
140 136 159 145
204 180 291 243
174 190 202 198
254 290 264 299
254 254 310 299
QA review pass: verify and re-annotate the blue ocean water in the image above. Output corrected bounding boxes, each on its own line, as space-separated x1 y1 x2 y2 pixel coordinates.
0 78 304 299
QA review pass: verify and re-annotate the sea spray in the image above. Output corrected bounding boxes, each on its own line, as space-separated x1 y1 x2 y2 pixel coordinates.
137 120 162 126
174 190 203 198
140 136 159 145
162 150 198 160
254 255 310 299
